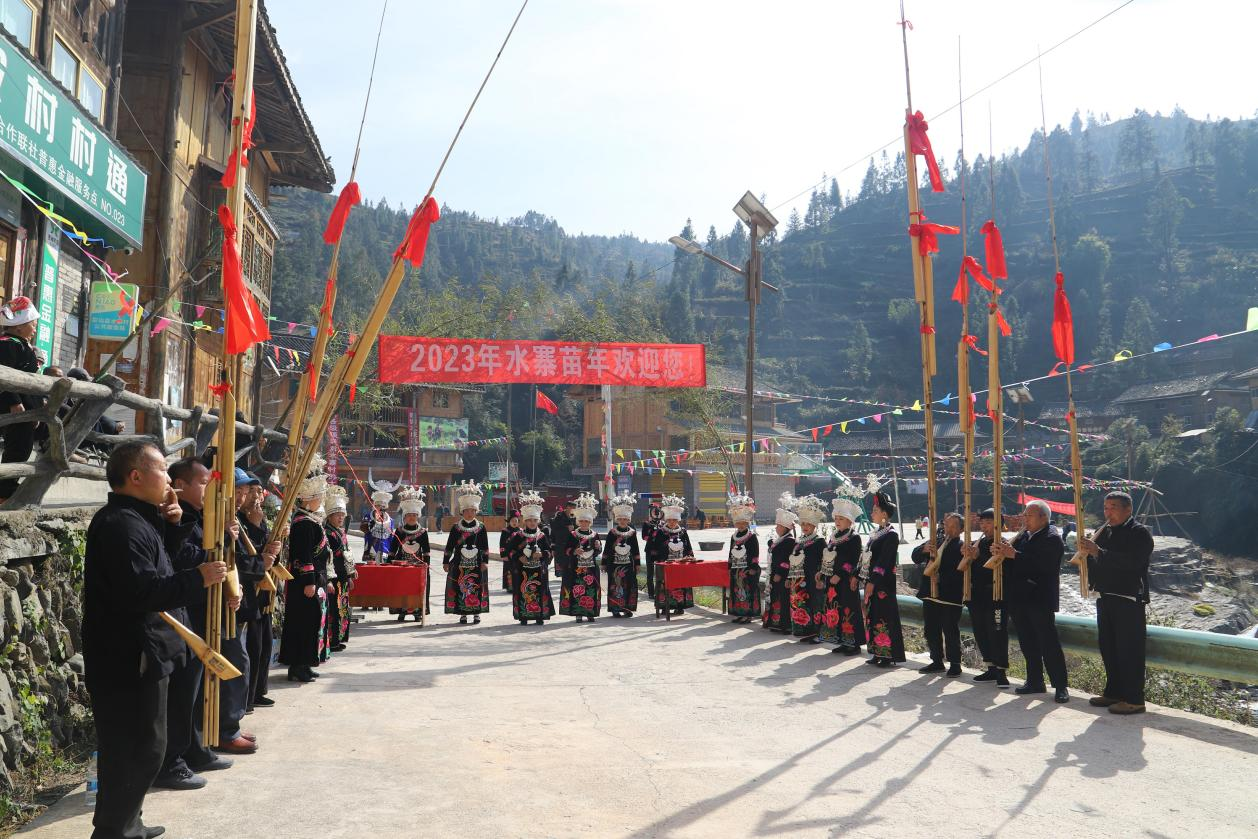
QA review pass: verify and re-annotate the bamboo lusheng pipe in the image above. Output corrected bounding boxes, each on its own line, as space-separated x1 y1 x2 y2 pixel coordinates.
1033 54 1089 598
899 2 939 592
161 612 243 680
956 39 974 604
202 0 261 749
276 0 531 529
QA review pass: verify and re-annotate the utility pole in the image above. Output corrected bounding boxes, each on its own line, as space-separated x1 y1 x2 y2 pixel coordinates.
887 415 905 538
745 221 759 500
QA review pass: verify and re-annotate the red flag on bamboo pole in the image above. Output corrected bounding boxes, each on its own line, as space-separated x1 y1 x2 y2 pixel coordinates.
394 197 441 267
218 205 270 354
1052 271 1074 365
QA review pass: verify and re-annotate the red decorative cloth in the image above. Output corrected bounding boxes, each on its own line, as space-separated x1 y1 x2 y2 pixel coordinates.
908 215 959 256
217 205 270 354
989 303 1012 337
323 181 362 245
962 333 988 356
981 219 1007 280
906 111 945 193
658 560 729 589
220 89 256 189
1052 271 1075 364
393 196 441 267
952 255 997 302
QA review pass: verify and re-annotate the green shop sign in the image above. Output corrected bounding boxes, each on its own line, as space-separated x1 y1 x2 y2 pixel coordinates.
0 37 147 247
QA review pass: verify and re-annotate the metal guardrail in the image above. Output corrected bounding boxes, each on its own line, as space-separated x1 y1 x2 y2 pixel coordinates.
897 594 1258 685
0 365 289 509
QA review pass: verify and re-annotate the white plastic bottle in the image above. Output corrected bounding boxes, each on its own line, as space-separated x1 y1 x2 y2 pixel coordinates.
85 751 98 807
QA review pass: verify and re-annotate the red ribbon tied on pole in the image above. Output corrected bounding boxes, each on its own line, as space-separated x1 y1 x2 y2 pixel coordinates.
393 196 442 267
981 219 1007 280
908 215 959 257
217 205 271 354
323 181 362 245
221 88 256 189
962 333 988 356
1052 271 1075 365
989 302 1012 337
906 110 945 193
952 255 998 302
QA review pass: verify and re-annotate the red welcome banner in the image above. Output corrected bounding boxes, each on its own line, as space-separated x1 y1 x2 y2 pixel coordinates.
378 337 706 387
1017 492 1076 517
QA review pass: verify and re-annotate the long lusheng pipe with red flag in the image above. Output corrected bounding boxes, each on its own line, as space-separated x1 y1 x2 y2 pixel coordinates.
275 0 532 530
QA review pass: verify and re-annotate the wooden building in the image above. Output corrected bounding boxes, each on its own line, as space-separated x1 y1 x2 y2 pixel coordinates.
101 0 334 434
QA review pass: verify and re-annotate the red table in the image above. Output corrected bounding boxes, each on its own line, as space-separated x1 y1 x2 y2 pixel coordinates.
350 564 429 622
654 560 729 620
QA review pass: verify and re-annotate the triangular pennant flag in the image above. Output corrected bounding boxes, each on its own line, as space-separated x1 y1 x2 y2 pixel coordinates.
893 408 903 416
840 422 848 433
823 425 833 436
911 400 922 411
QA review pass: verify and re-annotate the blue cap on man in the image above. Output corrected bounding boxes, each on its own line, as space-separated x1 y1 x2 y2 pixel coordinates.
233 467 261 486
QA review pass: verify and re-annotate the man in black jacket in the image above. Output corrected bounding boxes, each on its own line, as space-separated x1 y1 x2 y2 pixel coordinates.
238 474 280 710
912 513 965 676
84 441 226 839
992 500 1069 703
640 502 663 597
166 459 254 755
1080 491 1154 715
232 469 272 712
962 509 1010 687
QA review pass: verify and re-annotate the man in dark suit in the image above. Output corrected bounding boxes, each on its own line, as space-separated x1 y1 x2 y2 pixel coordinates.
641 502 663 597
992 500 1069 703
84 442 227 839
1080 491 1154 715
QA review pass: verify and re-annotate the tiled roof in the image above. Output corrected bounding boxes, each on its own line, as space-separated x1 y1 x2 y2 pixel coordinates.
1111 372 1235 404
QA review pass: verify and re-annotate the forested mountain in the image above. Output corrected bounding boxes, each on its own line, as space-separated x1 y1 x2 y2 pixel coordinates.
681 108 1258 424
268 194 673 328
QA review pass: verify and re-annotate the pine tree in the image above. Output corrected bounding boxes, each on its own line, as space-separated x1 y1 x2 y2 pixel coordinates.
1120 297 1156 355
858 158 879 201
787 209 803 235
699 225 721 295
1145 177 1186 275
1118 109 1158 179
828 177 842 211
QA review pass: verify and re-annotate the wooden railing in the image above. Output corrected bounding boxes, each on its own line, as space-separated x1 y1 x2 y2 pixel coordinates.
0 366 289 510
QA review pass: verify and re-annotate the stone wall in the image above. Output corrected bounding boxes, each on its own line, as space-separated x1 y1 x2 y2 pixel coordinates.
0 507 98 790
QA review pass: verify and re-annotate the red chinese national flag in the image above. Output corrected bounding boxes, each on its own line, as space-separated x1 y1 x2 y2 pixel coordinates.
218 205 270 354
536 390 559 415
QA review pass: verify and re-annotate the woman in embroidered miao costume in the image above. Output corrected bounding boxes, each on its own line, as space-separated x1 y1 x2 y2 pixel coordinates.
602 491 641 618
504 491 555 625
560 493 603 622
442 480 490 624
821 483 865 654
725 494 761 624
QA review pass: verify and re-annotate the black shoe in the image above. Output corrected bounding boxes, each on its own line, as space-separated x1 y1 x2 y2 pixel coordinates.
151 767 206 791
534 619 543 625
397 612 406 622
803 636 821 644
865 657 880 665
918 662 946 674
459 616 468 624
875 658 892 668
589 617 596 622
1015 684 1047 695
189 755 233 772
520 619 528 625
287 668 313 684
143 827 166 839
473 616 481 624
946 665 962 678
996 672 1010 688
253 697 275 708
844 646 861 656
331 644 346 652
306 668 321 678
973 667 999 682
1054 687 1070 704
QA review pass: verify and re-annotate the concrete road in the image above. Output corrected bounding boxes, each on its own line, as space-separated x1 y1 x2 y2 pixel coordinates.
20 566 1258 839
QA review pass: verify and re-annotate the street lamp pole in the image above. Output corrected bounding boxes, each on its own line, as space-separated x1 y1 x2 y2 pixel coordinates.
745 221 759 499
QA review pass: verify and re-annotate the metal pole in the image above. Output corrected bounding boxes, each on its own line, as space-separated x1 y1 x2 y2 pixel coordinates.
602 383 613 509
745 221 759 500
887 415 905 538
1019 402 1026 489
504 383 512 517
530 383 538 486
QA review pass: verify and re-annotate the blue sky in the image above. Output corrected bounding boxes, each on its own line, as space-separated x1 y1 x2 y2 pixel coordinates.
268 0 1251 243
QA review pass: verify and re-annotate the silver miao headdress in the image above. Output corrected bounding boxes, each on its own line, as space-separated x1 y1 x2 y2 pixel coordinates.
775 492 798 527
297 452 328 502
368 467 405 508
794 494 830 526
660 493 686 521
324 483 349 514
832 478 863 523
455 479 484 513
610 491 637 520
518 490 545 521
574 491 599 523
727 493 755 524
398 486 426 516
